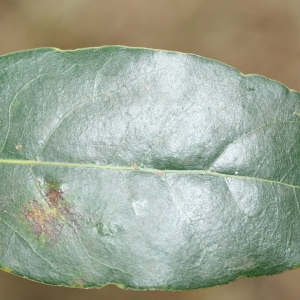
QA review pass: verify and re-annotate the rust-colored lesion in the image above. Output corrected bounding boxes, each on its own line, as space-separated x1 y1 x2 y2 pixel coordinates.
45 188 63 207
23 200 63 245
23 180 81 245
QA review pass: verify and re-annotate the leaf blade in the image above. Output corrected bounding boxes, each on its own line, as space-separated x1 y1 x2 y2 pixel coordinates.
1 46 300 289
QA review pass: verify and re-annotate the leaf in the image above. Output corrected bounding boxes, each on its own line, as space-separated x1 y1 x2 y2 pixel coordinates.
0 46 300 290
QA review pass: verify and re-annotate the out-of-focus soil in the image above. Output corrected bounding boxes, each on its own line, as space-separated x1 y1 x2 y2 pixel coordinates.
1 1 300 299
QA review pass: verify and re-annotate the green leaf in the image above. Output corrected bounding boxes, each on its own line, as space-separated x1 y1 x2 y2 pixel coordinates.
1 46 300 290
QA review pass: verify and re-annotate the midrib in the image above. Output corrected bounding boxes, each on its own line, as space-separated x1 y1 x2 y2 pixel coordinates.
0 158 299 190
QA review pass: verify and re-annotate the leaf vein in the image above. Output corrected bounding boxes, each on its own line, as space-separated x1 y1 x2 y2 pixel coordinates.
0 163 300 189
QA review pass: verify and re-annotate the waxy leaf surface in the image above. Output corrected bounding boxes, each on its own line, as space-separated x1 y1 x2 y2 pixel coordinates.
1 47 300 289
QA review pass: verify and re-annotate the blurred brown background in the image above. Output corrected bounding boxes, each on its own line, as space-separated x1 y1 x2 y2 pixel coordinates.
1 0 300 299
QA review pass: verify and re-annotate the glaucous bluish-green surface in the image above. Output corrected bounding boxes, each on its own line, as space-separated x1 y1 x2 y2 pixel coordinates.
0 46 300 289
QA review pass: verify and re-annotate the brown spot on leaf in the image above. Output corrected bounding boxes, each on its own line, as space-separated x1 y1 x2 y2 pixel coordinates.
23 180 82 245
45 188 63 207
15 144 23 150
23 200 63 245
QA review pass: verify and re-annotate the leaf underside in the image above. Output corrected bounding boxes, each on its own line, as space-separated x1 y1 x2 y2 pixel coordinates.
1 46 300 290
